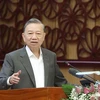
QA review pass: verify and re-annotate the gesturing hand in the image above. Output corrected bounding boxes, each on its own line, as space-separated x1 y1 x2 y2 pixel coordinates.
9 70 21 85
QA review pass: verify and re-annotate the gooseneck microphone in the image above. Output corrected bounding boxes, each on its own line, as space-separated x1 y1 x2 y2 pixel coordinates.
68 68 95 84
69 68 84 79
64 62 96 85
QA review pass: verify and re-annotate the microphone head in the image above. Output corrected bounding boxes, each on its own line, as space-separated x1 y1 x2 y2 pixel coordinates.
68 68 84 78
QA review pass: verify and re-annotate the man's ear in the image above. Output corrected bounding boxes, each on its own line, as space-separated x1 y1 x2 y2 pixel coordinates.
22 33 25 41
43 32 46 39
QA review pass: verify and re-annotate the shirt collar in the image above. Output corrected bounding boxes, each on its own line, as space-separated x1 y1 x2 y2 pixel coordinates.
25 46 42 58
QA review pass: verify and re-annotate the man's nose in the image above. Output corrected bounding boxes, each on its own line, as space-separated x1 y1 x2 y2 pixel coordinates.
32 33 37 39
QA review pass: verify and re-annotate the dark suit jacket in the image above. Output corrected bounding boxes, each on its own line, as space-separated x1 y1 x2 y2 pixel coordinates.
0 47 67 89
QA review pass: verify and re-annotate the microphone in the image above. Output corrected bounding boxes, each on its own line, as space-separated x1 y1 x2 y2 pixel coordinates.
69 68 84 78
65 62 96 81
68 68 95 83
64 62 96 85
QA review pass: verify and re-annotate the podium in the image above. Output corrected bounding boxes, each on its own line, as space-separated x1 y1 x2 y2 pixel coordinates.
0 87 67 100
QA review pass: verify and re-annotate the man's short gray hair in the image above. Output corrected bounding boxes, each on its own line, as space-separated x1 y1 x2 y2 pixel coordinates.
23 18 45 32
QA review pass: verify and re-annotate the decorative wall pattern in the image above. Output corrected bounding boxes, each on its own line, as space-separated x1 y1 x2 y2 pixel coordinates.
0 0 100 65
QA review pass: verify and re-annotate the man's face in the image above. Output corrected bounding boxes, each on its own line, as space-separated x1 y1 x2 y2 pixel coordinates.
22 23 45 49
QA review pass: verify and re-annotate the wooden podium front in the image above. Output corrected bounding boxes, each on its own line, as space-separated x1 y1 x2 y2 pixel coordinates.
0 87 67 100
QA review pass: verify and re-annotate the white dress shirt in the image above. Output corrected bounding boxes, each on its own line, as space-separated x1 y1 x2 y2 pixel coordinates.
26 46 45 88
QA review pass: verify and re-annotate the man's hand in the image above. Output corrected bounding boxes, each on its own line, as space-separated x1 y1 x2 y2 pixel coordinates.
9 70 21 85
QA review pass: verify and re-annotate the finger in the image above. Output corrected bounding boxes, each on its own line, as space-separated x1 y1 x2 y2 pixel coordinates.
13 76 20 80
13 70 21 76
11 79 20 84
18 70 21 75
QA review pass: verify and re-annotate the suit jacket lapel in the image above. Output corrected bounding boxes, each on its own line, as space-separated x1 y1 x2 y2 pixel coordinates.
42 48 50 87
19 47 36 87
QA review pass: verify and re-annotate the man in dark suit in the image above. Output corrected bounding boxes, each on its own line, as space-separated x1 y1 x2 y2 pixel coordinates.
0 18 68 89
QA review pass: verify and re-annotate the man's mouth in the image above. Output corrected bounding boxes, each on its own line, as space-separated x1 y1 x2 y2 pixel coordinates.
31 41 38 43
